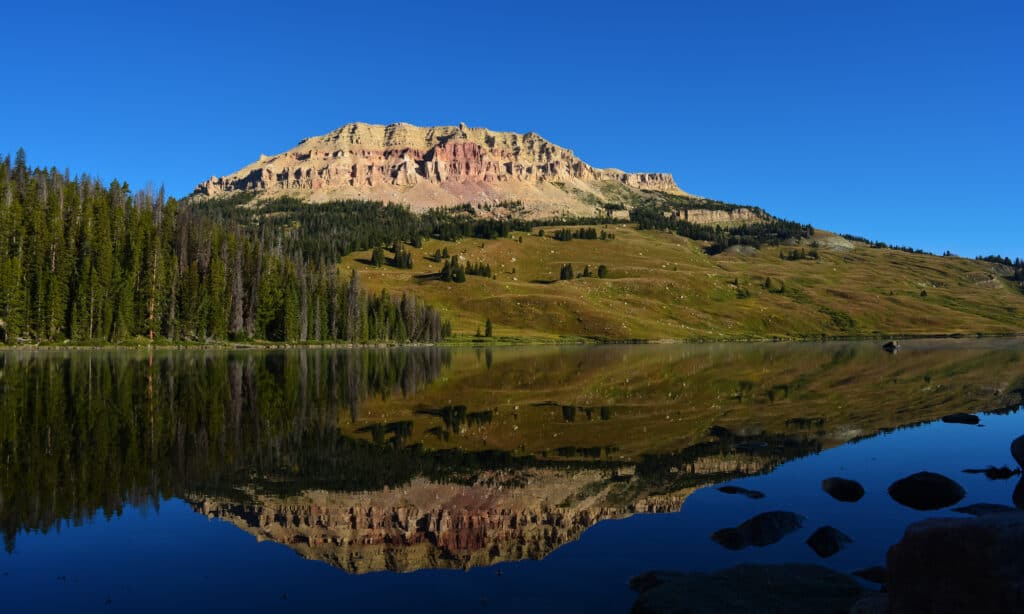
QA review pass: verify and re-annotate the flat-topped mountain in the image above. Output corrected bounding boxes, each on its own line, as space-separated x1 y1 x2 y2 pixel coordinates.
193 122 685 217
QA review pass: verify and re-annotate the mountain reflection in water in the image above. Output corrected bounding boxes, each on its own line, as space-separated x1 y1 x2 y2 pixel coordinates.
1 340 1022 576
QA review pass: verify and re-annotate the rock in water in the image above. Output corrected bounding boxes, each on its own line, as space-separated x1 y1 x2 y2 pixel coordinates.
887 511 1024 613
888 471 966 510
806 526 853 558
821 477 865 502
711 511 804 550
962 466 1019 480
717 485 766 499
941 412 980 425
630 564 868 614
1012 435 1024 469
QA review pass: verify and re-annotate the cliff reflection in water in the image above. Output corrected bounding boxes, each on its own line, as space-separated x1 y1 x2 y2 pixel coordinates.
1 340 1022 573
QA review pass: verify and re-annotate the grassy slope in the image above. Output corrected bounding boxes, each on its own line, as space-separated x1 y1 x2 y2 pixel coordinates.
347 340 1024 459
339 225 1024 340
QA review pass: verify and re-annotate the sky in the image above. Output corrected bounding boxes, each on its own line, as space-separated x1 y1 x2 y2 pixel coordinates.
2 0 1020 257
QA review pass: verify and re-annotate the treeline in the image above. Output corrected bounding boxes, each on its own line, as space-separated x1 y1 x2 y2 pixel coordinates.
559 263 607 280
0 348 458 551
630 206 813 254
0 151 448 343
978 255 1024 292
439 256 492 282
839 233 927 254
192 196 533 261
780 248 820 261
544 227 615 241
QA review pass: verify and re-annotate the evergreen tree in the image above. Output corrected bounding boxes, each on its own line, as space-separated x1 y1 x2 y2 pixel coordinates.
371 246 385 267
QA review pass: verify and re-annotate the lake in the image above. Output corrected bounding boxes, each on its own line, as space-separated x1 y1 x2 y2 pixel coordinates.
1 339 1022 612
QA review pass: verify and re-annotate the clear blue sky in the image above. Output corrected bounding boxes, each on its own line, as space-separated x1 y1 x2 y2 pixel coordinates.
2 0 1020 257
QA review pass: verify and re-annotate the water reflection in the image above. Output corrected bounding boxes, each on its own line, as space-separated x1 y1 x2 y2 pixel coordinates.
1 340 1022 575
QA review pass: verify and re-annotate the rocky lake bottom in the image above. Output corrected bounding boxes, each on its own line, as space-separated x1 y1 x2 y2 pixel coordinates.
1 339 1022 612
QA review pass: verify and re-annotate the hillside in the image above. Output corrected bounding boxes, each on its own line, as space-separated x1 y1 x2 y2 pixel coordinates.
2 147 1021 346
339 222 1024 341
193 122 687 218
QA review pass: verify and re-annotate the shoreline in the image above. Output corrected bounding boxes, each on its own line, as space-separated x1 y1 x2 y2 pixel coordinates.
1 331 1021 352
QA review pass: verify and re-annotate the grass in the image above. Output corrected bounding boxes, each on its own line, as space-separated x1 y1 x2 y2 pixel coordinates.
337 224 1024 341
345 338 1024 460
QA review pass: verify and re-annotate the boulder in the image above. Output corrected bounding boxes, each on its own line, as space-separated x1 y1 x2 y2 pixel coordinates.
630 564 869 614
822 477 865 502
887 511 1024 613
717 485 766 499
941 413 980 425
888 472 965 511
1011 435 1024 469
806 526 853 558
711 511 804 550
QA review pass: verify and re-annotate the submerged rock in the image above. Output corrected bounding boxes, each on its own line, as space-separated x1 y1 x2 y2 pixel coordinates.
711 511 804 550
717 485 766 499
888 472 965 510
952 503 1016 517
806 526 853 558
630 564 869 614
887 511 1024 613
941 413 980 425
822 477 865 502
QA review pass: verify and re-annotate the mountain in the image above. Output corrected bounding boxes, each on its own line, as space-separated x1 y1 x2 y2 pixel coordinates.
193 122 685 217
186 468 702 574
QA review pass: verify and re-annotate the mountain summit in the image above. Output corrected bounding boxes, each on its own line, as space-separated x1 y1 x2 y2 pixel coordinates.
193 122 685 217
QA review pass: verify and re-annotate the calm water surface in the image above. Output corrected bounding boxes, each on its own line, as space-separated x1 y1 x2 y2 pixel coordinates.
1 340 1022 612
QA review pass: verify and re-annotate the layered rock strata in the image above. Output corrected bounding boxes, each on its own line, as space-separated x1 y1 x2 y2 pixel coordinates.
194 122 686 217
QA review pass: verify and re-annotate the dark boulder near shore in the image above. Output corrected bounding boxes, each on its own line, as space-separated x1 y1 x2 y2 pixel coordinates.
822 477 865 502
888 471 965 510
1011 435 1024 469
711 511 804 550
806 526 853 558
887 511 1024 613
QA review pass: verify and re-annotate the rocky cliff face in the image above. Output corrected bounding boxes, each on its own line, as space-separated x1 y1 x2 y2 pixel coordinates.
193 122 685 217
186 455 779 574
